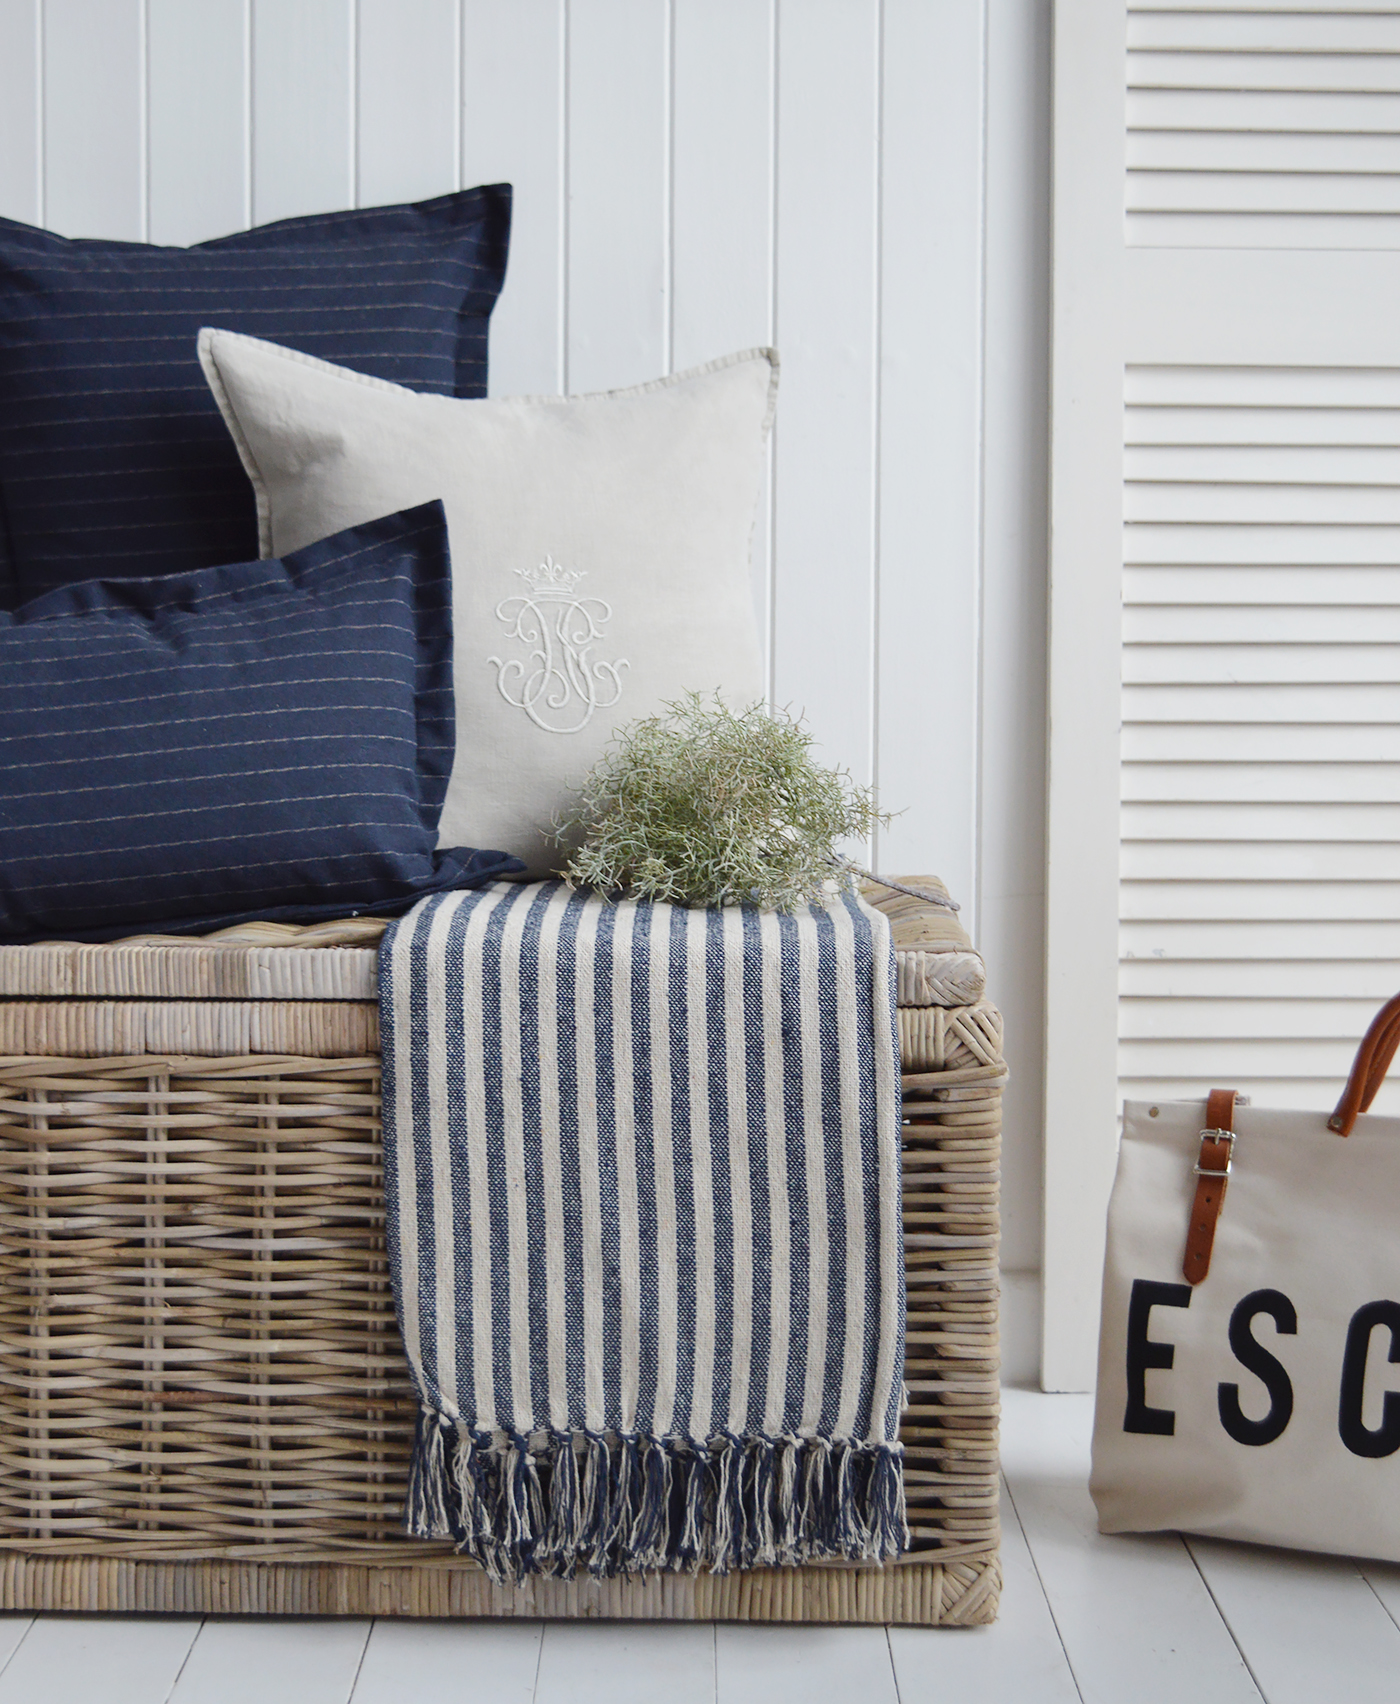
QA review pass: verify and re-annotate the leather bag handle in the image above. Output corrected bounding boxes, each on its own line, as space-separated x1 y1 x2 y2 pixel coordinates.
1330 992 1400 1136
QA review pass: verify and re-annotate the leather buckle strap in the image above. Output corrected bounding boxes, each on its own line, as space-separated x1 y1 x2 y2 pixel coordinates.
1183 1088 1238 1286
1193 1130 1234 1179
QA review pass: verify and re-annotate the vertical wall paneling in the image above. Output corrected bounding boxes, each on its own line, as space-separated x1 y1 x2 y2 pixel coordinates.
566 0 669 394
42 0 144 240
460 0 565 397
671 0 773 366
0 0 41 224
671 0 775 661
147 0 249 246
250 0 353 226
876 0 984 901
980 0 1050 1288
772 0 881 820
357 0 458 209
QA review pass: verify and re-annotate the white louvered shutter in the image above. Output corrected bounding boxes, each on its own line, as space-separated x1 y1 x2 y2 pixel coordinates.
1046 0 1400 1387
1121 362 1400 1114
1127 7 1400 250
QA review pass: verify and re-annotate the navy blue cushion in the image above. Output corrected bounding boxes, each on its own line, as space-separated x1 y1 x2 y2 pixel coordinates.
0 185 511 606
0 500 523 944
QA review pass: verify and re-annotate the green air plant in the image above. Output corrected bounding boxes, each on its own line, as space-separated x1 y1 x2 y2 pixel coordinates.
555 694 889 911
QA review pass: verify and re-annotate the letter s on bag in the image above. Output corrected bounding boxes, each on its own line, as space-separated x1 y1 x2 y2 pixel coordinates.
1339 1300 1400 1459
1218 1289 1296 1447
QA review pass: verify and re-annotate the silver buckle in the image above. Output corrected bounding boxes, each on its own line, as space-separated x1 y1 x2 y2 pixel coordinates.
1194 1128 1235 1179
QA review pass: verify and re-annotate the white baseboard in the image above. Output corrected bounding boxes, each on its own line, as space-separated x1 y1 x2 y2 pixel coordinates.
999 1268 1042 1385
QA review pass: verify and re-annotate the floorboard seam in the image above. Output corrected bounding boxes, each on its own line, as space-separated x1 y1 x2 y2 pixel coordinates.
1182 1536 1269 1703
0 1622 33 1686
882 1626 902 1704
343 1618 374 1703
997 1470 1086 1704
158 1616 204 1704
530 1618 547 1704
1360 1570 1400 1638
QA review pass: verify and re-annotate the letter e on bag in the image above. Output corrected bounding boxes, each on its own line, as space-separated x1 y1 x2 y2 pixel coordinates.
1124 1280 1190 1436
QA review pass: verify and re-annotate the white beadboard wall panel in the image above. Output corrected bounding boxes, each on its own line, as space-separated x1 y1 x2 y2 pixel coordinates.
565 0 669 394
357 0 459 209
772 0 880 818
250 0 352 226
671 0 774 660
671 0 773 369
1120 362 1400 1119
2 0 1051 1297
148 0 249 247
459 0 564 398
42 0 144 241
979 0 1050 1275
875 0 983 902
0 0 40 225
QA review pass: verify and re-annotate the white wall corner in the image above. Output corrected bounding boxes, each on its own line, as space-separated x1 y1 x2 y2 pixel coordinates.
999 1267 1043 1386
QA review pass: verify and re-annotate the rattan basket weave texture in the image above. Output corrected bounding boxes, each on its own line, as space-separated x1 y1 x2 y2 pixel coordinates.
0 881 1001 1625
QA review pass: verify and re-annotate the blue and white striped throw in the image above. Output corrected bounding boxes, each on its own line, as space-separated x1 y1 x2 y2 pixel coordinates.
380 880 907 1581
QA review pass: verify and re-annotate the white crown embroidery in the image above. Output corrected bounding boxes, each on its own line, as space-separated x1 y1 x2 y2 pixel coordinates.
488 556 629 735
515 555 586 599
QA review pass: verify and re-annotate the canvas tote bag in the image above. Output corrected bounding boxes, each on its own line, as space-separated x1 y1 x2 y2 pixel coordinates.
1090 992 1400 1561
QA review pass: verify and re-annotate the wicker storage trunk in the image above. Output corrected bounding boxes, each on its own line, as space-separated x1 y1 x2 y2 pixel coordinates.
0 882 1002 1625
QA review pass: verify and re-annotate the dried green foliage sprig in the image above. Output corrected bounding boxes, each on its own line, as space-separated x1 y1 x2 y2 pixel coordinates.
554 694 889 911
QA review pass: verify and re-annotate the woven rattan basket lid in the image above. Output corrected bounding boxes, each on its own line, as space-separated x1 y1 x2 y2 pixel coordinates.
0 917 386 1001
0 878 980 1004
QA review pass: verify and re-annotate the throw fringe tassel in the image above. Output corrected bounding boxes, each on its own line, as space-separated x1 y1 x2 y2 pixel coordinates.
676 1441 708 1569
405 1416 909 1583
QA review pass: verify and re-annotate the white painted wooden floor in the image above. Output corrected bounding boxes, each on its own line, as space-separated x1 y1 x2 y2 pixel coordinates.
0 1387 1396 1703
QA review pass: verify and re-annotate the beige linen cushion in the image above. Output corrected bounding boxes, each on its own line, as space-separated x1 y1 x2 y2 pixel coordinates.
199 329 776 873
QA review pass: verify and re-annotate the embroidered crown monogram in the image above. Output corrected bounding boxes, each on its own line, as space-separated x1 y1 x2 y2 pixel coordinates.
488 556 629 734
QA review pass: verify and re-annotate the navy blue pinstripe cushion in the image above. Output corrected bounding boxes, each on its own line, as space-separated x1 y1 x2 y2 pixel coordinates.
0 500 523 944
0 185 511 607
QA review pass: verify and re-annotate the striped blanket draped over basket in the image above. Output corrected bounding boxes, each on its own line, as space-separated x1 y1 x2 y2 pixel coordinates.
380 880 907 1582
